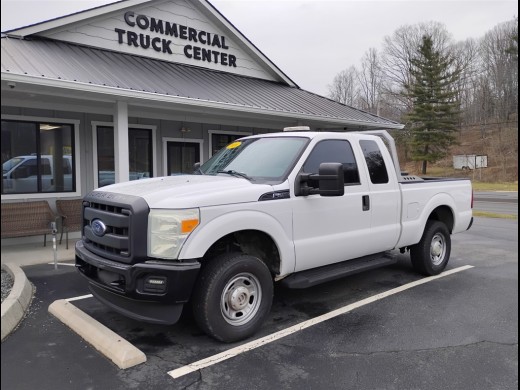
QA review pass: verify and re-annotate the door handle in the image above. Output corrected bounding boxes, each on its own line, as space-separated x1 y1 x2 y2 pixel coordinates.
362 195 370 211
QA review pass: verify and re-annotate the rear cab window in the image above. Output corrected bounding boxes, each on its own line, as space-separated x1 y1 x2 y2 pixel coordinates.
359 140 389 184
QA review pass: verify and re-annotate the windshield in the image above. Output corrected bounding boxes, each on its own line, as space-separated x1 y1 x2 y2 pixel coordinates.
2 157 24 174
200 137 308 184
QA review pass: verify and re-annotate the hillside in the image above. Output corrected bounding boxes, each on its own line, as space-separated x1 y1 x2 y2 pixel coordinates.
394 119 518 182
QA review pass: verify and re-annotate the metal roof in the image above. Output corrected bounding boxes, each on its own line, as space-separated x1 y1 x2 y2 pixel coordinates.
3 0 298 87
1 37 403 129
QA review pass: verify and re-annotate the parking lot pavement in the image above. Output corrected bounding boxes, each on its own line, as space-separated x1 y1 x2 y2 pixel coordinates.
1 217 518 390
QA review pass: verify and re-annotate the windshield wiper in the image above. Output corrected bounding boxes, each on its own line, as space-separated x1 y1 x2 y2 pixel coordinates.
217 170 252 181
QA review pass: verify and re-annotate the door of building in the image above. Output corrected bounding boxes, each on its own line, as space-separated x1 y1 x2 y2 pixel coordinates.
166 141 201 175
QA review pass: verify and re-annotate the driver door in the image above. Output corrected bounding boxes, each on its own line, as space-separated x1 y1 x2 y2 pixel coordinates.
292 139 372 272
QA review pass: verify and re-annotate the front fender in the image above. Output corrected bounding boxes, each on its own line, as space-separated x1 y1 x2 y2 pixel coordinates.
179 209 296 276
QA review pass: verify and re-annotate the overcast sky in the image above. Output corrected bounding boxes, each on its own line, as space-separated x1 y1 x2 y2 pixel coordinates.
1 0 517 95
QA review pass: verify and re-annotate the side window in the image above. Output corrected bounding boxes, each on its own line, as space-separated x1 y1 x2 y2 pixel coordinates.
41 158 52 175
303 140 360 185
360 140 389 184
19 159 38 177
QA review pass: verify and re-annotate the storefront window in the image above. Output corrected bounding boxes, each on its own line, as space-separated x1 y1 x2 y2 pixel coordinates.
96 126 153 187
1 120 75 194
211 133 244 156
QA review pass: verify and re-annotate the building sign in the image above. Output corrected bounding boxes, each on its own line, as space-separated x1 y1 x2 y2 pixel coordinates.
114 11 237 67
38 0 277 80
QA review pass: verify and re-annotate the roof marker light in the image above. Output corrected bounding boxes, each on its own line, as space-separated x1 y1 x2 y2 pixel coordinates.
283 126 310 132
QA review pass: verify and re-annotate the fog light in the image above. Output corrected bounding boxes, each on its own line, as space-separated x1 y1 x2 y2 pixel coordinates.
143 276 167 293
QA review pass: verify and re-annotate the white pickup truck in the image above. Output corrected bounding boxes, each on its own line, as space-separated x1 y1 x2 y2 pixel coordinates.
2 154 73 193
76 128 473 342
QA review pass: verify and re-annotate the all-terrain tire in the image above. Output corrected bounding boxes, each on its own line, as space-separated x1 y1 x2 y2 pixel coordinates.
192 252 273 342
410 220 451 276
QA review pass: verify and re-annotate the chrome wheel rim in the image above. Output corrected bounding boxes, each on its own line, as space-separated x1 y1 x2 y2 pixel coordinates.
221 273 262 326
430 233 446 266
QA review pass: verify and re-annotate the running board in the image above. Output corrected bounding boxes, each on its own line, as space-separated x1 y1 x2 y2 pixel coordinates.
280 252 397 289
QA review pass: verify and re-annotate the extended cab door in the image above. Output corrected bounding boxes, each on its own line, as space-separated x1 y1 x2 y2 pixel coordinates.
292 139 372 272
358 138 401 252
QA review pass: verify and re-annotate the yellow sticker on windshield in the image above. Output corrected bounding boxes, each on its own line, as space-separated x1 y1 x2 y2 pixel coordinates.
227 141 242 149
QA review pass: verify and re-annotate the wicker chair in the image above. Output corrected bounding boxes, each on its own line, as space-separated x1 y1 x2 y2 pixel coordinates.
56 199 83 249
1 201 57 246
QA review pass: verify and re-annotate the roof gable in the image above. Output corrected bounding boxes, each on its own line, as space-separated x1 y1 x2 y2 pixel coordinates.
4 0 296 86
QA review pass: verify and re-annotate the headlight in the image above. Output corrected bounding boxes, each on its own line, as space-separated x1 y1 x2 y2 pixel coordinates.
147 208 199 259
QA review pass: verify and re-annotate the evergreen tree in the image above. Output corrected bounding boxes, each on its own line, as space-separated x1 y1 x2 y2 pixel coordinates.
405 35 461 174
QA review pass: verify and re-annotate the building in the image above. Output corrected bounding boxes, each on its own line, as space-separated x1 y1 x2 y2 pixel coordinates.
1 0 403 243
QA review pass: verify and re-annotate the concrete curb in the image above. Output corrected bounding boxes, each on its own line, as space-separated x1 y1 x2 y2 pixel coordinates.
1 262 34 341
48 299 147 369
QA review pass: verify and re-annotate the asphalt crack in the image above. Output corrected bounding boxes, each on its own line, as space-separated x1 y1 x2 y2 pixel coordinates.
180 370 202 390
330 340 518 357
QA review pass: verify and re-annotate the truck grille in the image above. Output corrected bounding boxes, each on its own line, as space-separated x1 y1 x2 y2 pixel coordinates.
81 192 149 264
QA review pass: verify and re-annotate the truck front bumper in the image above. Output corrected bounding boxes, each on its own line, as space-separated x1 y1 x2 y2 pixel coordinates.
75 240 200 325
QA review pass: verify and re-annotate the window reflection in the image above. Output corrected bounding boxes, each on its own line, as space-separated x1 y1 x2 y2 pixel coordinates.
1 120 75 194
360 140 389 184
96 127 153 187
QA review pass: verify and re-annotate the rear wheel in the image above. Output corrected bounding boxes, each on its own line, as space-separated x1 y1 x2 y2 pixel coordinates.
410 220 451 276
192 253 273 342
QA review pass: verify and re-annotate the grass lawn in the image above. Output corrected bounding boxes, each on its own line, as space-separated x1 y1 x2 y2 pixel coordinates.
473 211 517 220
406 165 517 192
471 182 518 191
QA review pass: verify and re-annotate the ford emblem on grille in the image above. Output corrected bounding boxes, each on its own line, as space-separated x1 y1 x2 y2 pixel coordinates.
91 219 107 237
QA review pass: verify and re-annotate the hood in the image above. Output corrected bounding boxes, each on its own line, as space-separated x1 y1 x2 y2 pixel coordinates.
94 175 274 209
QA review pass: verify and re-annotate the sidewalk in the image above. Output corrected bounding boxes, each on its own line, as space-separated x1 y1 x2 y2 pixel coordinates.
1 238 79 340
1 239 78 267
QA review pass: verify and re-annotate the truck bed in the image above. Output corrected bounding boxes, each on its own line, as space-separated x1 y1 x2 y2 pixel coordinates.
397 177 473 248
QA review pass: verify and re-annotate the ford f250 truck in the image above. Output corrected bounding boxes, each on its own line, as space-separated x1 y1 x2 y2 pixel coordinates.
76 128 473 342
3 155 73 193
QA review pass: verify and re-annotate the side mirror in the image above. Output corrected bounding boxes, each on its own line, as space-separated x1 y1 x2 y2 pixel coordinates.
296 162 344 197
317 163 344 196
192 162 202 174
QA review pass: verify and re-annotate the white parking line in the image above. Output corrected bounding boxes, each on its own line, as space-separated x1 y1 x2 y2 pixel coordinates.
47 262 76 267
65 294 93 302
168 265 474 379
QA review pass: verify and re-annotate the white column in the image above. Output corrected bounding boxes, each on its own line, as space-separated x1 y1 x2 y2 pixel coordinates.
114 101 129 183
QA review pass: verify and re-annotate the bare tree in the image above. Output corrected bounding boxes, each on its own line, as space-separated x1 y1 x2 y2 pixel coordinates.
479 19 518 122
357 48 384 115
451 38 480 125
381 22 453 117
327 66 359 106
324 17 518 180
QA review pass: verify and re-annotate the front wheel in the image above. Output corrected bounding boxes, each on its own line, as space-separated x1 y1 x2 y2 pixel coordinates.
410 220 451 276
192 253 273 342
